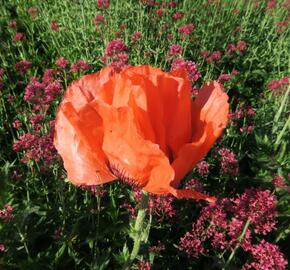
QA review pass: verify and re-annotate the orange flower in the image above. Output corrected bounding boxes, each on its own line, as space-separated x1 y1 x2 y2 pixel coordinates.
54 65 229 203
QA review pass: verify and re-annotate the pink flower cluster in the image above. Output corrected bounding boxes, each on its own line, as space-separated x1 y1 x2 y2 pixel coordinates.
180 188 285 269
172 11 184 20
268 76 289 94
8 20 17 29
102 39 128 72
0 243 5 252
131 31 142 43
95 14 105 25
70 60 90 73
229 105 256 123
267 0 276 10
122 189 176 221
15 60 32 73
0 204 13 222
242 240 287 270
80 185 107 196
27 7 38 18
226 41 247 54
169 44 183 56
137 189 176 220
13 32 24 43
149 241 166 253
171 58 201 82
196 161 210 177
217 147 239 176
202 50 221 63
105 39 127 56
55 56 70 69
97 0 110 9
178 23 194 35
50 20 59 31
184 178 204 193
137 260 151 270
272 175 285 188
276 19 288 33
24 76 62 106
13 121 57 165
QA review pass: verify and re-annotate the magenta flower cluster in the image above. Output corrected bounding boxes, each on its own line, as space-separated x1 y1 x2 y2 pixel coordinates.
179 188 287 269
268 76 289 94
102 39 128 72
217 147 239 176
171 58 201 82
226 40 247 54
13 121 57 165
122 188 176 221
0 204 13 222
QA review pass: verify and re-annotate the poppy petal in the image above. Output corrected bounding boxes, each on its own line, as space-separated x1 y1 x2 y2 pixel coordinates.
63 66 114 111
54 102 115 185
158 69 192 158
92 100 174 189
123 66 168 155
169 187 216 203
171 81 229 185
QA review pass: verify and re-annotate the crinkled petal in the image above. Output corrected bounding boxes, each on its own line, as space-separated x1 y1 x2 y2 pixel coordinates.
172 81 229 185
63 66 114 111
158 68 192 158
92 100 174 190
54 102 115 185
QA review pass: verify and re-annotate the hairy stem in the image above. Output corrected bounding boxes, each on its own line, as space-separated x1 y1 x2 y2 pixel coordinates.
123 192 149 270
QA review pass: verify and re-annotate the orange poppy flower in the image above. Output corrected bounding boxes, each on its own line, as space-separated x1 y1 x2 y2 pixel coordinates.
54 65 229 203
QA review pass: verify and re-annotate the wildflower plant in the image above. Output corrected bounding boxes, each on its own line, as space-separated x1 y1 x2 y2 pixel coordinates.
0 0 289 269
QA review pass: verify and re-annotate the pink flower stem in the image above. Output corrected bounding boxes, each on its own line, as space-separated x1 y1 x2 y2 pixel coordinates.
222 219 251 270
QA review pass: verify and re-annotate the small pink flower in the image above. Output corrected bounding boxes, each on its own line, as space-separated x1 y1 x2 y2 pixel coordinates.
12 119 22 129
226 43 236 54
236 40 247 52
94 14 105 25
70 60 90 73
55 56 69 69
137 260 151 270
218 147 239 176
149 241 165 253
267 0 276 10
178 24 194 35
155 9 164 16
131 31 141 43
168 1 177 7
50 20 59 31
13 32 24 43
243 240 287 270
8 20 17 29
196 161 210 176
171 58 201 82
172 11 184 20
105 39 127 57
15 60 32 73
272 175 285 188
97 0 110 9
169 44 183 56
0 244 5 252
0 204 13 221
218 74 231 82
200 50 209 57
27 7 38 17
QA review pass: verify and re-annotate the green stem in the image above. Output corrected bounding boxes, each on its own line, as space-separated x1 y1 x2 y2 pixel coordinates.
123 192 149 270
222 219 251 270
